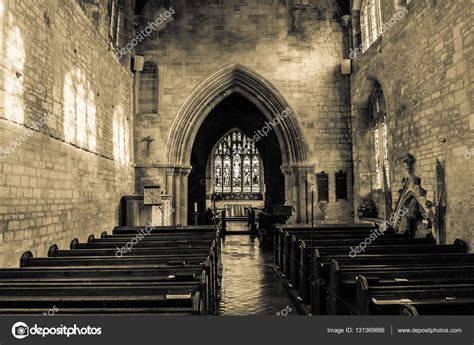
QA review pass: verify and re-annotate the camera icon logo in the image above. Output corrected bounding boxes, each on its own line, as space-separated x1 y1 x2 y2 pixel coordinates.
12 322 29 339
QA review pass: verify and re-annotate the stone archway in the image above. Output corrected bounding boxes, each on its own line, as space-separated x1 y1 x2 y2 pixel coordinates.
166 63 308 166
164 64 311 225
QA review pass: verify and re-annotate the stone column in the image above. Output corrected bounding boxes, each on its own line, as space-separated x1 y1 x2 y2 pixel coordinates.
281 164 314 224
281 165 294 207
173 168 182 225
180 168 191 225
296 166 314 225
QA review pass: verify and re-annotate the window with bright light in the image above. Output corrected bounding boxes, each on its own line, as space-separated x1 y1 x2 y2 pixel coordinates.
112 105 130 165
213 130 262 195
361 0 382 53
4 22 25 124
370 88 390 191
109 0 124 48
63 69 97 152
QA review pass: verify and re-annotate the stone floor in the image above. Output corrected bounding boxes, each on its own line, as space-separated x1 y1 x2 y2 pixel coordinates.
218 235 297 316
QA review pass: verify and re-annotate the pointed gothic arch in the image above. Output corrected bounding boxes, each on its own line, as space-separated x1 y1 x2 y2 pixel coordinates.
165 64 308 167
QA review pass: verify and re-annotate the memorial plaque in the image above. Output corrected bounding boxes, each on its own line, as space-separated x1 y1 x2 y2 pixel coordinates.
316 172 329 202
335 170 347 201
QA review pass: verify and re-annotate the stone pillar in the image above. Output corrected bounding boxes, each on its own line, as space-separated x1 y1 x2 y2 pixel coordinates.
296 166 313 225
281 165 294 207
180 168 191 225
173 168 182 225
281 164 314 224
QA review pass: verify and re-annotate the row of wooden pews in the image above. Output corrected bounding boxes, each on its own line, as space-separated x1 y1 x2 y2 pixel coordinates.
274 224 474 315
0 225 221 315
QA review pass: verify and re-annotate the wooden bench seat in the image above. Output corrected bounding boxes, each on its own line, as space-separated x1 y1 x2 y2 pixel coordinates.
356 275 474 315
283 237 434 282
327 267 474 315
50 247 211 257
2 225 221 315
0 293 203 315
112 226 215 235
297 240 468 305
275 225 378 266
309 251 474 315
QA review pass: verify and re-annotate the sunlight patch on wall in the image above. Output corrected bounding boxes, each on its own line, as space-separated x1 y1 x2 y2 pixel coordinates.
63 68 97 152
4 17 25 124
112 105 130 165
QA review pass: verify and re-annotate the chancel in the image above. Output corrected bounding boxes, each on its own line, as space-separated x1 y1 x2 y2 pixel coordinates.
0 0 472 317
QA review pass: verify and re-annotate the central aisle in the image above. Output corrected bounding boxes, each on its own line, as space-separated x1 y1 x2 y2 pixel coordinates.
218 235 297 315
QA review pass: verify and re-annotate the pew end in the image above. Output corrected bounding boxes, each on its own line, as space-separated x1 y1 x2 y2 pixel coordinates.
101 231 108 238
400 304 419 316
70 238 79 249
20 251 33 267
355 275 370 315
88 234 95 243
48 244 59 257
453 239 468 253
192 291 202 315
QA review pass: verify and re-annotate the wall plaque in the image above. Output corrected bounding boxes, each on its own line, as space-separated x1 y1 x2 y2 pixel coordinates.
316 171 329 202
335 170 347 201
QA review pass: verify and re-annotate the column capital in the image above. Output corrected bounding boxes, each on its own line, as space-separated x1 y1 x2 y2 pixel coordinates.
173 166 192 176
280 164 315 175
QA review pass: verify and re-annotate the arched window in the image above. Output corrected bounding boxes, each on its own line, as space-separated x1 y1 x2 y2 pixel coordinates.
213 130 262 195
360 0 382 52
138 61 158 114
370 88 390 191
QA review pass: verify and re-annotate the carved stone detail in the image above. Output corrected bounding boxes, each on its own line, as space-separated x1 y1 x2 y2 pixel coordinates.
392 154 441 242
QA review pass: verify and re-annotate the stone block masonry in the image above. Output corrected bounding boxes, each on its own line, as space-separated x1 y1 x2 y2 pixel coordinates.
134 0 354 224
0 0 134 267
351 0 473 248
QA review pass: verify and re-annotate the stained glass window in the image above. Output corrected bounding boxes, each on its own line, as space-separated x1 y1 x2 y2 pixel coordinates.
370 88 390 191
213 130 262 195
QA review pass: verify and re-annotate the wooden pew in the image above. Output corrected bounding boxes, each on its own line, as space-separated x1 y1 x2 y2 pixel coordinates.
275 224 377 267
356 275 474 315
328 255 474 315
112 225 216 235
284 237 433 285
0 291 204 315
309 246 472 315
328 266 474 315
50 246 211 257
0 265 208 315
286 232 414 284
1 224 221 315
298 239 468 305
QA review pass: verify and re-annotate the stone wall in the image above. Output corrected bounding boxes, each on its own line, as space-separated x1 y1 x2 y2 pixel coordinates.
351 0 473 247
134 0 354 224
0 0 134 267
